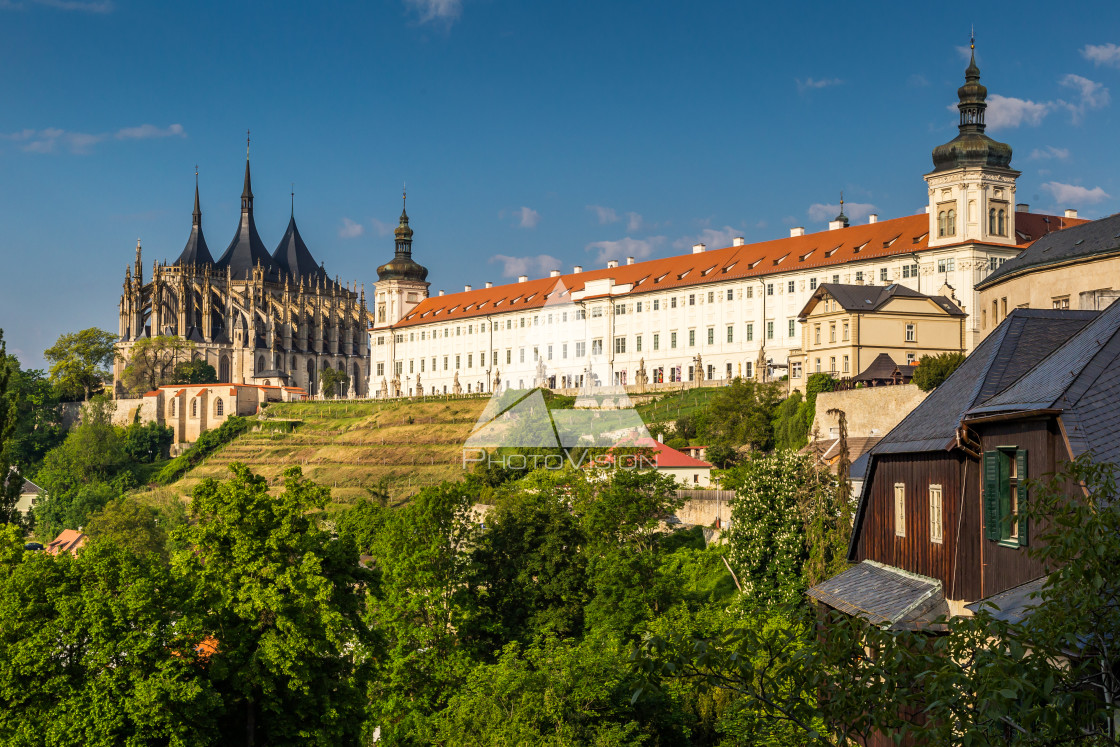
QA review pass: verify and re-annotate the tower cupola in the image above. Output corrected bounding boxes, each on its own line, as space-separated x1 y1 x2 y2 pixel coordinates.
377 189 429 282
931 43 1013 173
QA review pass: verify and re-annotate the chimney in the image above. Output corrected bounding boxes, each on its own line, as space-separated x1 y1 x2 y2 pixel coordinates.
549 270 560 277
692 243 706 254
1016 203 1030 213
606 259 619 269
518 275 528 283
733 236 745 246
464 285 472 292
438 290 445 296
828 219 844 231
573 265 583 273
790 227 806 237
1064 208 1078 219
485 281 493 288
626 256 634 265
925 206 930 214
868 213 878 224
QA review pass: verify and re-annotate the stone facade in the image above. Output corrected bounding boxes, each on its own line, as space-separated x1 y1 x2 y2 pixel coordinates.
812 386 929 441
142 382 306 445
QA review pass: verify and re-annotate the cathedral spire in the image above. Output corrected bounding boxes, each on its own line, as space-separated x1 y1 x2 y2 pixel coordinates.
193 166 201 228
241 130 253 212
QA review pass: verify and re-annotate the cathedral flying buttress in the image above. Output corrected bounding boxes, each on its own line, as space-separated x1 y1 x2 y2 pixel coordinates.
114 153 370 398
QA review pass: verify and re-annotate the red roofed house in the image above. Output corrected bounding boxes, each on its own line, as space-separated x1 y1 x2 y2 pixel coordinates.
598 438 714 488
143 382 307 446
46 529 87 556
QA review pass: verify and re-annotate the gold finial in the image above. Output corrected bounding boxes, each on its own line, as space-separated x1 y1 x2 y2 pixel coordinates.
403 182 407 208
970 26 975 51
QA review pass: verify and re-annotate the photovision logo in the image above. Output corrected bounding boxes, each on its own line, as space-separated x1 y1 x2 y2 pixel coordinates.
462 278 655 471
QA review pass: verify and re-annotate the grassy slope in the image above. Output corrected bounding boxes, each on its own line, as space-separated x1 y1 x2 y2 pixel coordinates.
131 386 721 511
132 397 489 510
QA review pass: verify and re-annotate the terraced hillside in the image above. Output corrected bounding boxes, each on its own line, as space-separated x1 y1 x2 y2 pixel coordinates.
134 397 489 509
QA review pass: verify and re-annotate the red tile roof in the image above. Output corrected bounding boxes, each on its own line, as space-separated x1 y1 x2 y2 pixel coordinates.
605 438 713 469
46 529 87 556
381 212 1084 330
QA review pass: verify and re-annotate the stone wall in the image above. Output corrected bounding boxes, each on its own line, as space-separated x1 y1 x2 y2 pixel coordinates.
812 385 928 440
672 490 736 528
110 397 158 427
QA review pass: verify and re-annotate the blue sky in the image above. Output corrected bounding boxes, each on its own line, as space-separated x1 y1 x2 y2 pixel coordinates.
2 0 1119 369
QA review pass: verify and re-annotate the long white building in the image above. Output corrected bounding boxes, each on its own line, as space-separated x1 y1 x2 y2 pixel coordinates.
368 51 1086 398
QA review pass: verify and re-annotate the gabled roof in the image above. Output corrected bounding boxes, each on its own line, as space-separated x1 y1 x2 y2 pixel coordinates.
851 353 917 383
46 529 87 556
967 297 1120 464
870 309 1097 456
977 212 1120 290
382 211 1079 330
801 283 965 319
272 215 327 284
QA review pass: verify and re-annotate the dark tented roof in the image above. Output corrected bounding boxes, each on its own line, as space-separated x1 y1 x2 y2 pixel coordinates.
852 352 917 383
977 212 1120 290
870 309 1097 455
272 215 327 284
807 560 949 630
216 212 275 280
175 184 214 266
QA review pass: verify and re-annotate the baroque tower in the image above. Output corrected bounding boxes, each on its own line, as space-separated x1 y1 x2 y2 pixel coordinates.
925 41 1020 249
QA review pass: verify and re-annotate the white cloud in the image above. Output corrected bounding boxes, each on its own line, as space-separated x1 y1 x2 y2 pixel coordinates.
489 253 562 279
1082 43 1120 68
907 73 929 87
339 218 365 239
1029 145 1070 160
404 0 461 24
588 204 617 224
1058 74 1110 123
807 201 876 223
796 77 842 92
1040 182 1111 206
1 123 186 153
516 206 539 229
956 45 973 61
983 95 1051 129
587 204 643 232
584 236 665 266
672 226 743 252
371 218 394 237
115 123 185 140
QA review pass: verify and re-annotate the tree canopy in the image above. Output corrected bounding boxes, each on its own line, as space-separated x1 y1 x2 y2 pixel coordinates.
911 351 966 391
119 336 193 396
43 327 116 401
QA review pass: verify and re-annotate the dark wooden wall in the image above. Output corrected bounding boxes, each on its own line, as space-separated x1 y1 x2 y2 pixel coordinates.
854 451 965 592
976 418 1067 598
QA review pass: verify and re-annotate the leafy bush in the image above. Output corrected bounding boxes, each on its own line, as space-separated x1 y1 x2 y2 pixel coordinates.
154 416 250 485
911 351 966 391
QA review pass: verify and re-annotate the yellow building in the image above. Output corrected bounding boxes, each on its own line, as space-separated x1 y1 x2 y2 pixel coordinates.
976 212 1120 336
788 283 966 393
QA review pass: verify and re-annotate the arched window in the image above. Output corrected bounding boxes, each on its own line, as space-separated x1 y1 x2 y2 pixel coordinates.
256 355 265 374
169 399 176 416
191 398 198 417
214 397 224 416
989 208 997 234
938 211 946 237
219 355 230 383
998 209 1006 236
946 209 956 236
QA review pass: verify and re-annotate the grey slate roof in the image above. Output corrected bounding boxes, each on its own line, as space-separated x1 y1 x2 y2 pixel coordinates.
870 309 1097 455
977 212 1120 290
215 160 278 281
851 352 917 383
967 297 1120 465
807 560 948 629
965 576 1046 624
804 283 966 318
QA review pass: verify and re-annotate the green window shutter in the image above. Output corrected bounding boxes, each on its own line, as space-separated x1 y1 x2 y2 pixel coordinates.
1017 450 1029 546
983 450 1000 541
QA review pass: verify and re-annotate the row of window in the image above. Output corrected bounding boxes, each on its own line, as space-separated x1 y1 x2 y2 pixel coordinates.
811 322 917 346
168 397 225 418
936 208 1009 238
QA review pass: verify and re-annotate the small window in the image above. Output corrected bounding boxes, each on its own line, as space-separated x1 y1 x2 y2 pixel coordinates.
810 278 817 290
727 325 734 343
214 398 224 417
788 319 796 337
766 321 774 340
905 323 916 342
726 289 734 301
894 483 906 537
787 280 795 293
191 398 198 418
929 484 943 544
169 399 177 416
880 267 888 282
707 328 714 345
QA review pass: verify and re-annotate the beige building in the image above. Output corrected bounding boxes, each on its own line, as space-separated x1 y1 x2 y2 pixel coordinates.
142 382 306 446
789 283 965 392
976 212 1120 336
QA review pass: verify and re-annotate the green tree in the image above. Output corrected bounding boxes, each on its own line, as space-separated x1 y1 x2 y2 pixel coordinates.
85 497 179 562
1 355 65 477
318 367 350 398
120 336 193 396
724 451 820 606
367 482 481 740
170 359 218 385
698 377 782 451
0 331 24 526
173 463 374 745
122 421 174 463
0 538 222 744
911 351 966 391
43 327 116 401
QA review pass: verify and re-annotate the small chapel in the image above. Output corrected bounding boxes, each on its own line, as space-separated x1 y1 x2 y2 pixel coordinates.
114 145 370 397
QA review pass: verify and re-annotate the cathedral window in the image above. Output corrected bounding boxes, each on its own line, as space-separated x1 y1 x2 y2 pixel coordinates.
215 398 224 417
